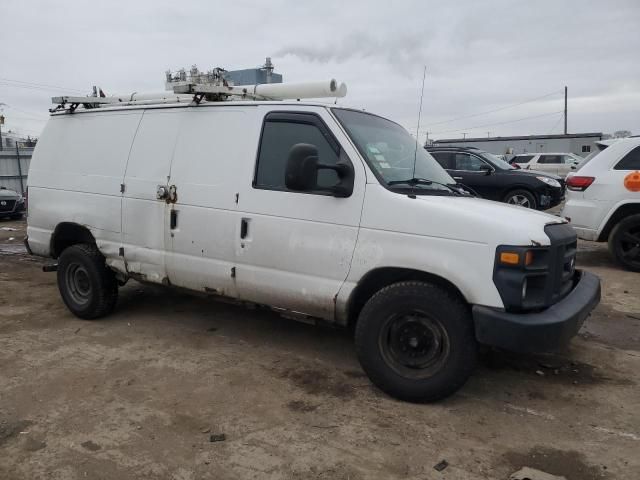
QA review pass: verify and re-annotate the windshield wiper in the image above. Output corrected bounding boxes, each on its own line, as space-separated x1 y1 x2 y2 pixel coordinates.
388 177 433 186
387 177 466 195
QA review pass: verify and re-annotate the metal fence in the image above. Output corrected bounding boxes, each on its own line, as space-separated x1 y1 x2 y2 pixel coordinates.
0 147 32 194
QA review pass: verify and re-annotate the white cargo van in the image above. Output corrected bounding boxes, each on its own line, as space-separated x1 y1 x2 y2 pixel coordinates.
26 84 601 401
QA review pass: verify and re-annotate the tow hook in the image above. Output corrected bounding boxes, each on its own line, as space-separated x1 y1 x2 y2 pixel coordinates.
42 264 58 272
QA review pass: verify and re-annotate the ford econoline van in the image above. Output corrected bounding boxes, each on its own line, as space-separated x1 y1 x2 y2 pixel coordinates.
26 91 601 401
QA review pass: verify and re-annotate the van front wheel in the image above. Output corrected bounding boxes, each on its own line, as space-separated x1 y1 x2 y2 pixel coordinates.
57 243 118 319
355 281 477 402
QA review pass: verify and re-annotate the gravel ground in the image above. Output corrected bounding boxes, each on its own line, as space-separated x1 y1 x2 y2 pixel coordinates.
1 218 639 480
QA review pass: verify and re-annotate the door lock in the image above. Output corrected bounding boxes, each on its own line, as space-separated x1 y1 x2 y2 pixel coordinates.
157 185 169 200
157 184 177 203
168 185 178 203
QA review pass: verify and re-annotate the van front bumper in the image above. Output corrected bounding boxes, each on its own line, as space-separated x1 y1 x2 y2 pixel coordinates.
472 270 600 352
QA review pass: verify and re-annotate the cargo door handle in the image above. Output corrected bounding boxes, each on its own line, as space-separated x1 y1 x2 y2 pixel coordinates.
170 210 178 230
240 218 249 239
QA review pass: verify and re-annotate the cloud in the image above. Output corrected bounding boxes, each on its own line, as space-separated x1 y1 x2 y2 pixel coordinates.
1 0 639 139
275 31 428 72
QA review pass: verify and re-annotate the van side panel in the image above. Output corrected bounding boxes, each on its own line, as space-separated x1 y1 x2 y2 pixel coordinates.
165 108 260 296
120 109 183 282
27 111 143 257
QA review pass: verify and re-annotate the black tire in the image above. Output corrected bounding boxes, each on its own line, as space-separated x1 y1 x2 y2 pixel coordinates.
504 189 537 209
608 214 640 272
354 281 477 402
57 243 118 319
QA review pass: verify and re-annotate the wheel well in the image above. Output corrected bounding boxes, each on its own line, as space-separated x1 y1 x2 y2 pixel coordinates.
50 223 96 258
347 267 467 329
598 203 640 241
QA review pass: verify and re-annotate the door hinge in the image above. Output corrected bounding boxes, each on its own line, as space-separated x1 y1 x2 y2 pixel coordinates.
120 183 126 193
230 267 236 278
119 247 124 256
235 193 239 204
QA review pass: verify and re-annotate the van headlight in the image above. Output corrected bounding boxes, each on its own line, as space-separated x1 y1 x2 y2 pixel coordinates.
17 196 25 204
536 176 561 188
494 245 550 311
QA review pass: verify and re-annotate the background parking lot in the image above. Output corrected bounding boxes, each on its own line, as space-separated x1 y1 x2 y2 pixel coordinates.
1 218 639 479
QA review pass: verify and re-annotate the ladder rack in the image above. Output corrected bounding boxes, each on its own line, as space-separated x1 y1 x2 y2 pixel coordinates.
51 65 347 113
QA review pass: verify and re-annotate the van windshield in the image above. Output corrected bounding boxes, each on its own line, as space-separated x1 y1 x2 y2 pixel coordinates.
332 108 455 193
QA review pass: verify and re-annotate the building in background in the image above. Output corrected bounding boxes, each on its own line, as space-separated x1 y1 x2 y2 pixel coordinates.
0 129 37 150
0 146 32 194
224 57 283 86
431 132 603 157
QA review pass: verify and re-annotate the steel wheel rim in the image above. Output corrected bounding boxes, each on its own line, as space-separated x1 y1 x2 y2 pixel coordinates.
619 225 640 267
507 194 531 208
379 311 450 379
65 262 92 305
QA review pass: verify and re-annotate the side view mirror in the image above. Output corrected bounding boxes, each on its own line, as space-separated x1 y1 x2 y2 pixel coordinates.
285 143 354 197
480 165 492 175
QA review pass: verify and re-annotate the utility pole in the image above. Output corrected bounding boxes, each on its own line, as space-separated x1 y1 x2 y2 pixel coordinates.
462 132 467 139
0 104 5 151
16 141 24 195
564 86 568 135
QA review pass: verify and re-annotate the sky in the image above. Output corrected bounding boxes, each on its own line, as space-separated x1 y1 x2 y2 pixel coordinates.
1 0 639 143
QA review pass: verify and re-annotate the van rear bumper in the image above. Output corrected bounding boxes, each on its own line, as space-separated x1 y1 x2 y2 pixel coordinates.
472 270 600 352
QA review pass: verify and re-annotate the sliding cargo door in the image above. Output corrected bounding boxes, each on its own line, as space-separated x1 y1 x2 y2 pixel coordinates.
121 109 183 284
164 107 257 298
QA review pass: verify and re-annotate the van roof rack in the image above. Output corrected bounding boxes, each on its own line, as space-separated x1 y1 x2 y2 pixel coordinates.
51 65 347 113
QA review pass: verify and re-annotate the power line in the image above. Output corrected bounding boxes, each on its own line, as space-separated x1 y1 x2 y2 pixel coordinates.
422 90 564 129
548 113 564 135
431 110 564 136
3 105 47 120
0 77 85 93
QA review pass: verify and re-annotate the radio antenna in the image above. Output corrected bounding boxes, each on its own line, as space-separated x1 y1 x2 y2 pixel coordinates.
412 65 427 179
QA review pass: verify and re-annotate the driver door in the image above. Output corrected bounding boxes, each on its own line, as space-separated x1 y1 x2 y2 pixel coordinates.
234 109 366 320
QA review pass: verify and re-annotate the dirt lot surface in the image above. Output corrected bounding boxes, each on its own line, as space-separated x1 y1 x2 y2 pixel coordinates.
1 218 639 479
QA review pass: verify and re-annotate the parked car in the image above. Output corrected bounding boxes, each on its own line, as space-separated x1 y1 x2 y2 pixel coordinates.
510 152 583 178
426 146 565 210
568 139 620 177
26 94 600 402
0 186 26 220
562 136 640 271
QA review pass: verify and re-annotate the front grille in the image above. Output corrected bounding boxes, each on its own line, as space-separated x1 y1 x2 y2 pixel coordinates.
0 200 16 212
544 223 577 305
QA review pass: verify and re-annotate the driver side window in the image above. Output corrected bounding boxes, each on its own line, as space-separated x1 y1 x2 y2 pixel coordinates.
455 153 486 171
255 116 340 191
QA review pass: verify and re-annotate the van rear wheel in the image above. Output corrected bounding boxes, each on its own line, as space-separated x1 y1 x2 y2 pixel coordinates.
354 281 477 402
57 243 118 319
608 214 640 272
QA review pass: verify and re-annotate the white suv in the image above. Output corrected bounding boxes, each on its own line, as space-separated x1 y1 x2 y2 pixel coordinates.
562 137 640 271
512 152 584 178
